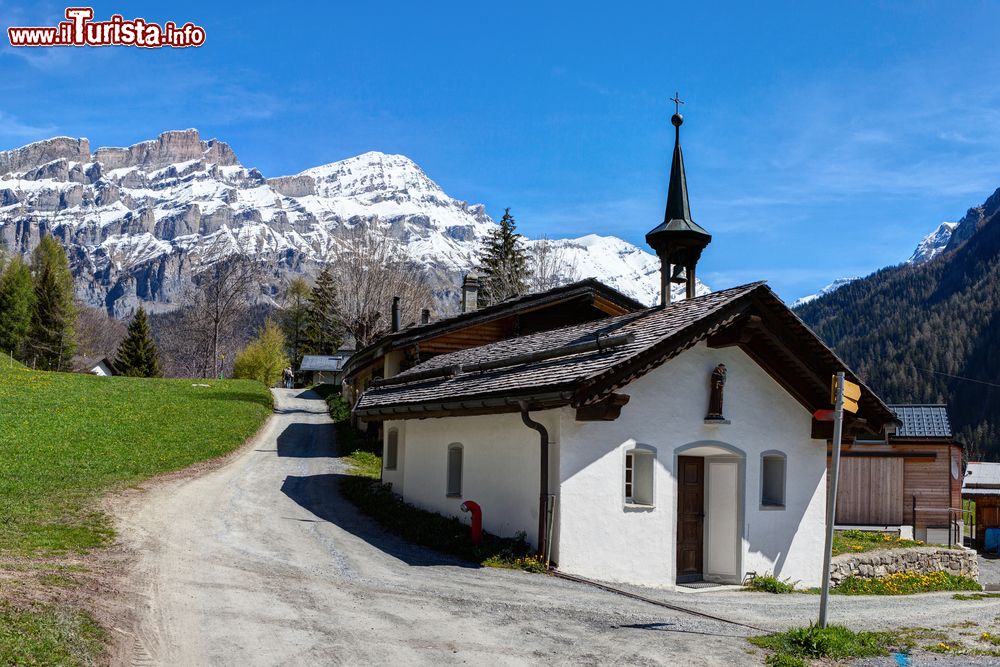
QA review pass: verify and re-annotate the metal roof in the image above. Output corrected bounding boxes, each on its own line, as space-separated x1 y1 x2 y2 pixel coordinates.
889 404 952 438
300 355 346 372
964 462 1000 491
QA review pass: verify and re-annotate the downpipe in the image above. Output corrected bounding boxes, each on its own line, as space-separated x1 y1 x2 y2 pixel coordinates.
519 401 555 567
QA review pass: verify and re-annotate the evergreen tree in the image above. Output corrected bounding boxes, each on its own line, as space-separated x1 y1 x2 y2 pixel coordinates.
278 277 311 367
0 256 36 359
27 235 77 371
477 208 531 305
115 306 161 377
233 320 289 386
304 267 344 355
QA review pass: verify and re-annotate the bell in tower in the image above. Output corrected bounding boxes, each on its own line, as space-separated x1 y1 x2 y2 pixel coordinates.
645 94 712 305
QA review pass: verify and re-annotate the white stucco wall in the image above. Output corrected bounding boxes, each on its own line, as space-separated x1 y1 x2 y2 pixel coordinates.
390 411 560 545
381 340 828 590
556 341 828 589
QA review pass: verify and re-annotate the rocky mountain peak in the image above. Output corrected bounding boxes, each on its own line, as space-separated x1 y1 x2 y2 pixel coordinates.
908 221 958 265
0 130 677 315
946 186 1000 251
93 129 240 171
0 136 91 175
299 151 445 201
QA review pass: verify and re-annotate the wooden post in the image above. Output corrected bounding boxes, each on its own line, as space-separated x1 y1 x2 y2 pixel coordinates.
819 372 845 629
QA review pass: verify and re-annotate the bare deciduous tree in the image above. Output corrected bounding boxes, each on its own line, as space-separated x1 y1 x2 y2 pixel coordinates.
325 224 433 348
75 304 128 361
529 237 580 293
155 235 265 378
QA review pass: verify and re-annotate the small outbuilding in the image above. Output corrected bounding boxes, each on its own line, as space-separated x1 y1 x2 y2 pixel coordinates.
299 352 352 385
74 356 116 377
963 462 1000 550
831 404 963 545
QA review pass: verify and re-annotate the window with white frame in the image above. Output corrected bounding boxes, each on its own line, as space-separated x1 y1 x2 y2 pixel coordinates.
761 452 786 508
385 429 399 470
446 443 463 497
624 446 655 506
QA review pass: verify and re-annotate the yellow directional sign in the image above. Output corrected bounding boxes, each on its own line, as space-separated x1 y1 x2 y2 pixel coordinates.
831 375 860 414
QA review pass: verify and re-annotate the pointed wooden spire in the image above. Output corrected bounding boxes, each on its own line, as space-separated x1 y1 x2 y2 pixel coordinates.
645 95 712 305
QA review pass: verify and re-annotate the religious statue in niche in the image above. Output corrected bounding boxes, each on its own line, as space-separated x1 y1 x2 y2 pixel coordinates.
705 363 727 421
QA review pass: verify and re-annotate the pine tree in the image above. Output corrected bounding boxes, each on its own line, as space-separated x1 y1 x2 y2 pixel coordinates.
27 235 77 371
304 267 344 355
115 306 161 377
278 277 311 367
477 208 531 306
233 320 289 386
0 256 36 359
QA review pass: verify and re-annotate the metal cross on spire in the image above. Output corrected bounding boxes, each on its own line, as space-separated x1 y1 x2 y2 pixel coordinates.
670 92 684 114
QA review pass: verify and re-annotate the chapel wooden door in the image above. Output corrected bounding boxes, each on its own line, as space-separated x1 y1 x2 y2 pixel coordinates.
676 456 704 582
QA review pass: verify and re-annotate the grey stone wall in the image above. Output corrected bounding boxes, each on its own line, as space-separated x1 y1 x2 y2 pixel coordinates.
829 547 979 587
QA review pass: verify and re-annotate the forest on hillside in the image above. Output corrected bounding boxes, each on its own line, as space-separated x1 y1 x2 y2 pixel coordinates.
796 204 1000 460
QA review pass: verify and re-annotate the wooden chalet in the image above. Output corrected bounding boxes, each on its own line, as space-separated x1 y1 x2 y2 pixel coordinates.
832 404 964 544
341 277 645 407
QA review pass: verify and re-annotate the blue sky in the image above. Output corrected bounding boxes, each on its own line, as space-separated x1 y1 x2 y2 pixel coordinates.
2 1 1000 302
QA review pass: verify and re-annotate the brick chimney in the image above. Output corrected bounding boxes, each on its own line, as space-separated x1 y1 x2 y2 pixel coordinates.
391 296 401 332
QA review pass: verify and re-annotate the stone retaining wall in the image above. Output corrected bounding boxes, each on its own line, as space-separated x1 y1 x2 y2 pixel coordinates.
829 547 979 587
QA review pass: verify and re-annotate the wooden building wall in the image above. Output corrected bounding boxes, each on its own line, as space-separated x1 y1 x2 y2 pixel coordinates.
831 441 962 533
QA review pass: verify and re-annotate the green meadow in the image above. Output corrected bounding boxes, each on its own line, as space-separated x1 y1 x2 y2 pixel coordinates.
0 361 272 554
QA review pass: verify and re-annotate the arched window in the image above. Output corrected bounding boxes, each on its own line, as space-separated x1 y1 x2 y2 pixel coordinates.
385 429 399 471
446 443 463 497
761 451 786 508
625 445 655 506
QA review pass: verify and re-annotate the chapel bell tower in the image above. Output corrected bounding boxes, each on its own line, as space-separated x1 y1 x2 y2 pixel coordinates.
645 94 712 305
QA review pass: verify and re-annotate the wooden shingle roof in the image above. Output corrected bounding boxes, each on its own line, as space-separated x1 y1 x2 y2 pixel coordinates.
355 282 897 431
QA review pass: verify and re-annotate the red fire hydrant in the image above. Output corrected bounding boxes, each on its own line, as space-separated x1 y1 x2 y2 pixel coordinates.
460 500 482 546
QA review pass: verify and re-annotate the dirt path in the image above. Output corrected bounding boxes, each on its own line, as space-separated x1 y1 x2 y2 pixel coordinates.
112 388 760 666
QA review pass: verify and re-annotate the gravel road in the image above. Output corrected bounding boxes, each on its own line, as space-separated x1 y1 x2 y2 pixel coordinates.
111 389 1000 666
112 389 763 666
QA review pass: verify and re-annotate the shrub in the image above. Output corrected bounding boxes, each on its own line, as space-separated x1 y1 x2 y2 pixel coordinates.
327 394 352 423
233 321 290 386
745 573 796 593
340 477 542 571
482 553 548 573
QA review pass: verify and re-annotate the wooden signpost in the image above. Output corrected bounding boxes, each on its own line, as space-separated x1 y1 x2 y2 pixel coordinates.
819 372 861 628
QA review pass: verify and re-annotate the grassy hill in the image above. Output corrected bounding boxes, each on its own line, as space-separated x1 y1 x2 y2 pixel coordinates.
0 363 272 664
0 363 272 553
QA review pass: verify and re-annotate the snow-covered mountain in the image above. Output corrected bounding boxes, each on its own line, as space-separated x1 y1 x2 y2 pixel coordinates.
792 219 960 307
791 278 858 308
907 221 958 264
0 129 706 315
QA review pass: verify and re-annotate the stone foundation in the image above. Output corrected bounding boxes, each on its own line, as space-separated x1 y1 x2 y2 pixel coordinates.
829 547 979 587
